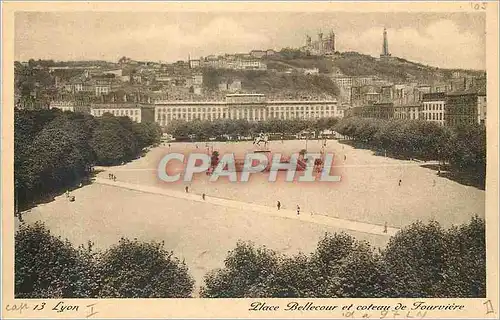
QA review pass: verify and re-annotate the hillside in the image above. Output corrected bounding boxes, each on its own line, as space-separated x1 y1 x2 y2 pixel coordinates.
202 51 484 100
264 50 484 84
202 68 340 99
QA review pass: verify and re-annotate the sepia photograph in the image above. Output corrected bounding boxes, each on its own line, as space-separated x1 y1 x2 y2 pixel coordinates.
2 1 499 319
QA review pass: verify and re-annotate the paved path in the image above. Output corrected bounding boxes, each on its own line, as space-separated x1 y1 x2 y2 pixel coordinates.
94 177 400 236
95 160 441 172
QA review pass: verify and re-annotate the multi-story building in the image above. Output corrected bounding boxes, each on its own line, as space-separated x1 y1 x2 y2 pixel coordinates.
332 76 353 88
478 92 487 125
200 56 267 71
189 59 201 69
352 76 375 86
90 103 142 122
250 50 267 59
49 101 76 112
393 105 421 120
154 94 339 127
352 102 394 119
95 85 110 96
192 74 203 86
445 89 487 126
49 100 91 114
421 92 446 126
237 59 267 70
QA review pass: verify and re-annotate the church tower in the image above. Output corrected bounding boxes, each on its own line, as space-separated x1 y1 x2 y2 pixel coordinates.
329 31 335 52
318 31 324 55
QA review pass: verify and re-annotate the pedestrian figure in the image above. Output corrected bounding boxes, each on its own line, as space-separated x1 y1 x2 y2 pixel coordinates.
202 193 206 200
113 175 116 182
18 212 23 223
196 144 199 149
79 182 83 187
296 205 300 216
66 190 70 198
384 222 388 233
108 173 111 179
277 201 281 210
344 155 346 161
185 186 189 193
398 179 402 186
168 143 171 148
437 169 441 175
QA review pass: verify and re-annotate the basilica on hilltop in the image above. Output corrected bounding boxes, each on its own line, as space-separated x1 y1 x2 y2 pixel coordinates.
301 30 336 56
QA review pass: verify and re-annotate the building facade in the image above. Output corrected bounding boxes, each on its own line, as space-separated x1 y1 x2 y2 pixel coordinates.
445 91 485 127
49 101 76 112
49 101 91 114
90 103 142 122
421 92 446 126
154 94 339 127
393 105 421 120
352 102 394 119
478 93 487 125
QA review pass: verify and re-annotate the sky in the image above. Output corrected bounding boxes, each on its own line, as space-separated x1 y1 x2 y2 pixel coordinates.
15 12 486 70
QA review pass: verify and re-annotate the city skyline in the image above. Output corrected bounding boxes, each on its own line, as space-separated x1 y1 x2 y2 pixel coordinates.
15 12 485 70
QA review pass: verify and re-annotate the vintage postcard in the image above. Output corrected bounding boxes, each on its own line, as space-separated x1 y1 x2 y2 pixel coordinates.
2 1 499 319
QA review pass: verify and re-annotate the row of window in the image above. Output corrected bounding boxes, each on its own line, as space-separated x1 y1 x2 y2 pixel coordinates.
156 111 333 125
445 107 477 115
424 113 444 121
447 118 477 126
423 103 444 111
155 106 334 113
93 109 139 116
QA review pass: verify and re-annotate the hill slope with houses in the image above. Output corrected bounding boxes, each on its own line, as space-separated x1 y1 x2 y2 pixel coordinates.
15 50 485 109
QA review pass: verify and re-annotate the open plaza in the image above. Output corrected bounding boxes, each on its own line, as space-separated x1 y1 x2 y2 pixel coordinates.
19 139 485 290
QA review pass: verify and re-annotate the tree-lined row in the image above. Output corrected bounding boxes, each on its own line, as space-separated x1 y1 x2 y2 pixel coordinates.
15 109 162 207
16 216 485 298
334 117 486 184
15 223 193 298
166 117 339 140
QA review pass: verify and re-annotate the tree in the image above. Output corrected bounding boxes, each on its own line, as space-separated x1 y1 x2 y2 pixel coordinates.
200 241 279 298
132 121 162 150
308 232 384 297
91 118 129 165
15 222 99 298
382 220 448 297
251 254 318 298
440 216 486 297
98 238 194 298
166 119 191 139
448 123 486 176
26 115 93 198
